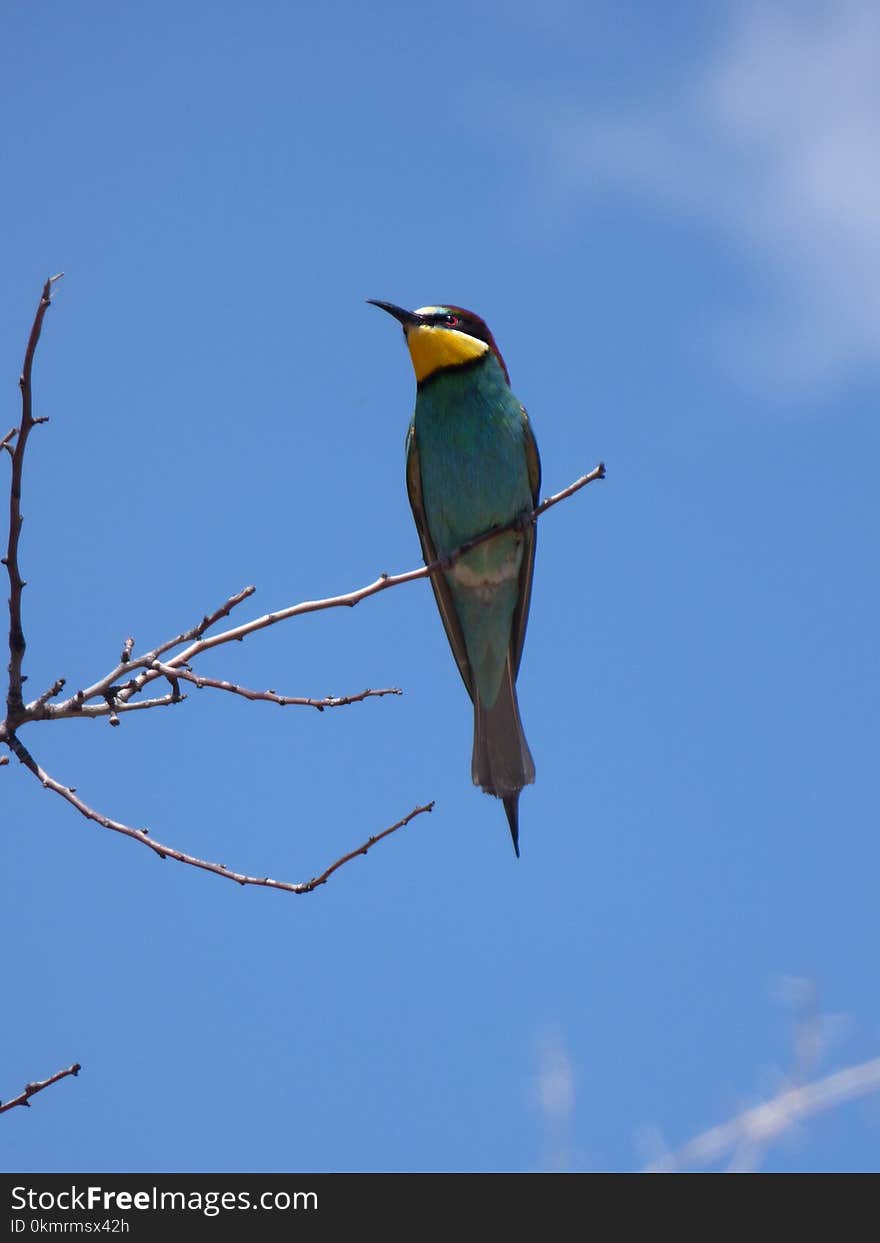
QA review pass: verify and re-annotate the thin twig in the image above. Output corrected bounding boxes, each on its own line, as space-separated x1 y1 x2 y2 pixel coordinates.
296 803 435 891
49 585 256 716
28 677 66 713
0 427 17 456
29 691 185 722
532 464 607 521
4 274 62 718
152 664 402 711
0 1062 80 1114
6 732 432 893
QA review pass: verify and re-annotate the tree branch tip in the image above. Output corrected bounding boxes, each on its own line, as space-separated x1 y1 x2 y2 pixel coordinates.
71 1064 81 1076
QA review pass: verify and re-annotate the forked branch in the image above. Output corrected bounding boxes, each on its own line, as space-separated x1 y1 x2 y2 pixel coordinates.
7 730 432 893
34 461 606 722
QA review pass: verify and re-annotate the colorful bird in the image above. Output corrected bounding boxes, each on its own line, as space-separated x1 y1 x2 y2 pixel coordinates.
368 301 541 856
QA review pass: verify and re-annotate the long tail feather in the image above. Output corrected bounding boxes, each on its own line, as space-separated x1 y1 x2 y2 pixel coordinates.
503 794 521 858
472 658 534 856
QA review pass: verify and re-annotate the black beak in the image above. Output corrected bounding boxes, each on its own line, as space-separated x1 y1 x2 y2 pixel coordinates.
366 300 421 329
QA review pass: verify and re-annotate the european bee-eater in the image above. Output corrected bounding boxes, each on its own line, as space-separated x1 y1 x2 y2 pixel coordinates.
368 301 541 856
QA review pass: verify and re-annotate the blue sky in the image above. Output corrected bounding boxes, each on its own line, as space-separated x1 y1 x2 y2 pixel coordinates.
2 0 879 1173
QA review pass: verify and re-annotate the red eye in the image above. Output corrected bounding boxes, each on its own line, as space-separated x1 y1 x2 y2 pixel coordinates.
444 313 460 327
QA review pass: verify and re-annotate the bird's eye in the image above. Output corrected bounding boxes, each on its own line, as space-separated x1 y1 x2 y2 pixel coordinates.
443 313 460 328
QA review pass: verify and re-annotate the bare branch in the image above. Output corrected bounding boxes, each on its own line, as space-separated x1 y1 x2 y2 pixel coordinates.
4 275 63 719
51 585 256 715
191 463 606 649
295 802 435 891
6 732 432 893
644 1056 880 1172
27 463 603 727
532 464 607 522
101 464 610 703
0 1062 80 1115
151 664 402 711
167 464 606 664
30 690 185 723
0 427 17 456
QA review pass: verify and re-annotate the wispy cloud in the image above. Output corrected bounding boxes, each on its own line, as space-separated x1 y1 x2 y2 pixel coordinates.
511 2 880 387
532 1031 576 1171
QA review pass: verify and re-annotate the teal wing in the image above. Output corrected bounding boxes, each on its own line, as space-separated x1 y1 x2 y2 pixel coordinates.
405 424 476 701
510 406 542 678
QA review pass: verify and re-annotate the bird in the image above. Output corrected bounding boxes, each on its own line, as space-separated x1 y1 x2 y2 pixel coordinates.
368 300 541 856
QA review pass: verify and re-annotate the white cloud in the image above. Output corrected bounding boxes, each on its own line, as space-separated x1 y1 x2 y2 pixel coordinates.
518 2 880 387
532 1031 575 1171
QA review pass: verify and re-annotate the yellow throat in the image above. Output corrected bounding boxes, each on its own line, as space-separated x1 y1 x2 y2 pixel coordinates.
405 321 489 383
